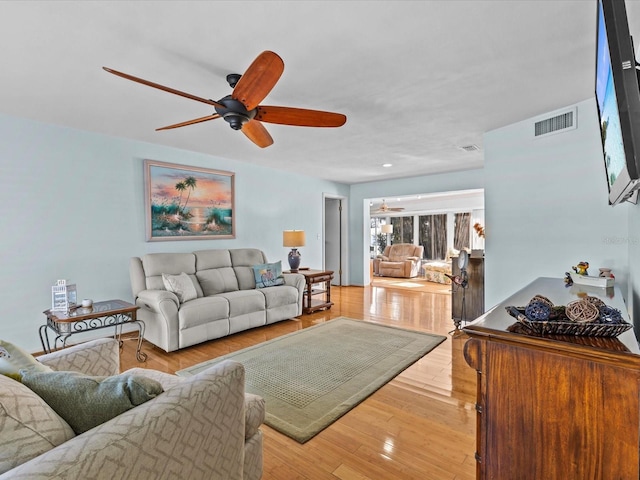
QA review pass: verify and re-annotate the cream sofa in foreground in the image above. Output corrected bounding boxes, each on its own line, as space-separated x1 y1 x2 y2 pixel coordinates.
0 338 264 480
130 248 305 352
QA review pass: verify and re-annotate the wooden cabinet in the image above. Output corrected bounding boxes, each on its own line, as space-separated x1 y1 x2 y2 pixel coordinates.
452 256 484 325
463 277 640 480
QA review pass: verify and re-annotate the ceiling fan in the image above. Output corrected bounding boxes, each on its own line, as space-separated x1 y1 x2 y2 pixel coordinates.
103 51 346 148
373 200 405 213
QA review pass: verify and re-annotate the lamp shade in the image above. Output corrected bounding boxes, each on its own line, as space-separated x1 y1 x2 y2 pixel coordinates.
381 224 393 234
283 230 306 247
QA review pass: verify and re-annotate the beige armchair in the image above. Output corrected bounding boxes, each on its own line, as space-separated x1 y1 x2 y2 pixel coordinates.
373 243 424 278
1 339 264 480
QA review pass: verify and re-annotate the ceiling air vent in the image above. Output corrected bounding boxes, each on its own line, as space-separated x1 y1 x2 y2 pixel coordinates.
534 107 577 138
459 144 480 152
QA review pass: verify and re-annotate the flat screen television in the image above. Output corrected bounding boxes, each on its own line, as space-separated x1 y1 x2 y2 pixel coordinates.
595 0 640 205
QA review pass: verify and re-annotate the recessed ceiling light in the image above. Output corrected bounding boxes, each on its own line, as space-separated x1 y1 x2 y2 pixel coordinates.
382 163 392 168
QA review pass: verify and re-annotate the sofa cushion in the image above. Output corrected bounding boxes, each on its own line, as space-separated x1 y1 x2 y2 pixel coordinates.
259 284 299 309
178 296 230 330
21 371 164 434
162 272 199 303
194 249 233 270
197 267 239 295
219 290 266 318
231 248 268 290
0 374 75 474
142 253 197 290
253 261 285 288
0 339 53 379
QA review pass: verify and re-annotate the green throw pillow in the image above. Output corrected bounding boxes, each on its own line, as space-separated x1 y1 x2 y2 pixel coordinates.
21 371 164 434
0 339 52 378
253 261 285 288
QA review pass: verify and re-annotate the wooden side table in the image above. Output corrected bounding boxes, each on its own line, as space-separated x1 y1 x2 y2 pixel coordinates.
290 269 334 314
40 299 147 362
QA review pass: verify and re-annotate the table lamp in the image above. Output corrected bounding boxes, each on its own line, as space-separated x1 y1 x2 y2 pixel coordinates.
381 224 393 234
283 230 306 272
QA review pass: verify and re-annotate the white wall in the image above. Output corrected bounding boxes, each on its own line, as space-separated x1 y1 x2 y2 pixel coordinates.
0 113 348 351
483 98 631 309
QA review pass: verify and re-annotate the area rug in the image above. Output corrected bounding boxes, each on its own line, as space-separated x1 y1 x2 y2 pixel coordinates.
176 317 446 443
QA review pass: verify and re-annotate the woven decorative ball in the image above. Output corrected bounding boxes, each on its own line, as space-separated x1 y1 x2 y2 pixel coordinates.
583 296 605 309
525 300 552 321
599 305 623 324
529 295 554 308
566 299 599 323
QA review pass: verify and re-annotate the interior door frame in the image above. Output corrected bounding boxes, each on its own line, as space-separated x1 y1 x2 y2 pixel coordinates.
323 193 348 286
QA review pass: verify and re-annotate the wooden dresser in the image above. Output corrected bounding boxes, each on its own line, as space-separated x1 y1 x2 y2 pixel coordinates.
463 277 640 480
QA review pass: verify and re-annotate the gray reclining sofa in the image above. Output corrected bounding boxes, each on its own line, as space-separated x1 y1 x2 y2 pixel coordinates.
130 248 305 352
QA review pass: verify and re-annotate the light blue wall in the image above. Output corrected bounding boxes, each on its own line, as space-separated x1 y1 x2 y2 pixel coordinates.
0 113 348 351
483 98 631 312
627 189 640 324
6 96 639 352
348 170 485 285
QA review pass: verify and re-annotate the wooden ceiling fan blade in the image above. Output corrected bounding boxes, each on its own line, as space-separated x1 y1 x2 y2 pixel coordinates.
156 114 221 131
103 67 225 108
255 106 346 127
241 120 274 148
231 51 284 110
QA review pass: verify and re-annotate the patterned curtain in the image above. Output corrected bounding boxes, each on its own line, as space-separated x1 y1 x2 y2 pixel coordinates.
419 214 447 260
454 213 471 251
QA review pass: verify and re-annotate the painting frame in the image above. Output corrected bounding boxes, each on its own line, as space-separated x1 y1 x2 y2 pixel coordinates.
144 159 235 241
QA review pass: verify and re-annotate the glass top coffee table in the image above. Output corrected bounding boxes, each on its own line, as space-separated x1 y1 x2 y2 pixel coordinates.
40 299 147 362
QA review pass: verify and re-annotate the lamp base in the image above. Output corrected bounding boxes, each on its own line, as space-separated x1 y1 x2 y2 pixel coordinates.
288 248 301 272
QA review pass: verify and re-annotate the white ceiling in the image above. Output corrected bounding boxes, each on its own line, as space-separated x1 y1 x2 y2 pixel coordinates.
1 1 636 185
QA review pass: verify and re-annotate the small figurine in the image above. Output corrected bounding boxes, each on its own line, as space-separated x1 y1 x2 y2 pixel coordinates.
564 272 574 285
572 261 589 276
599 268 614 279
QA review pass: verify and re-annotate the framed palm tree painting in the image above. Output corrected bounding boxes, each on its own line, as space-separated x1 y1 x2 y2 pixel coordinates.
144 160 235 241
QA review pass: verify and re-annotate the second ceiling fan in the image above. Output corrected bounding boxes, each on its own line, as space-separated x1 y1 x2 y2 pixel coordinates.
374 200 405 213
103 51 346 148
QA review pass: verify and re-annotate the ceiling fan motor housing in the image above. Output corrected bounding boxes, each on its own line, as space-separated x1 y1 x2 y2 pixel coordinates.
215 95 256 130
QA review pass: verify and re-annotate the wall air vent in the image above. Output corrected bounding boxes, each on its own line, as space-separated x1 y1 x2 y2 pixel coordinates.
534 107 577 138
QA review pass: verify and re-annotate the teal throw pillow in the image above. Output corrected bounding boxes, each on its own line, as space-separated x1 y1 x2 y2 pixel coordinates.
253 261 285 288
21 371 164 434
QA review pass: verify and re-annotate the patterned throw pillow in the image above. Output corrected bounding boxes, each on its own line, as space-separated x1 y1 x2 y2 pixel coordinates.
162 272 198 303
0 339 53 378
21 371 164 434
252 261 285 288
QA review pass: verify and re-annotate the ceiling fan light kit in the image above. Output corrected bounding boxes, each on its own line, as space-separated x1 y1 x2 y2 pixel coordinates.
103 51 346 148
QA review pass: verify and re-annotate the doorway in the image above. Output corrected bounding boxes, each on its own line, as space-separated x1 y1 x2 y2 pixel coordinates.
324 194 348 286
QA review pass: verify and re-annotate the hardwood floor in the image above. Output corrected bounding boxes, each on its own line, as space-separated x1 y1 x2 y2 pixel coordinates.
120 283 477 480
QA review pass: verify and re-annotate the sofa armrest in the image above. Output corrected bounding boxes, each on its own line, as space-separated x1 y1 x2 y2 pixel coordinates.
136 289 179 311
406 256 420 262
283 273 305 316
377 255 389 261
3 361 248 480
36 338 120 376
244 393 265 440
283 272 304 291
